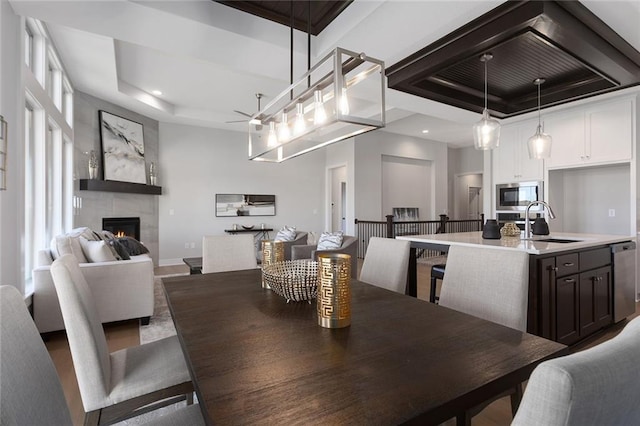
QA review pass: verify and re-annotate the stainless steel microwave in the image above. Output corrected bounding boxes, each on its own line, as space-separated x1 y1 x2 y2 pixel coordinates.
496 181 543 211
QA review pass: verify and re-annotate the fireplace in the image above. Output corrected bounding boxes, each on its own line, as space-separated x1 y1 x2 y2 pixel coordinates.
102 217 140 240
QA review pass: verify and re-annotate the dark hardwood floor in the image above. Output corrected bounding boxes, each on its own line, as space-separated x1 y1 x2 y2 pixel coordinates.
45 261 638 425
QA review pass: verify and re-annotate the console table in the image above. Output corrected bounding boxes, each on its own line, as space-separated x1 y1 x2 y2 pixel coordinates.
224 228 273 241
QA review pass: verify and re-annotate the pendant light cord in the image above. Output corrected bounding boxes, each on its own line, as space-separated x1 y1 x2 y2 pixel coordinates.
484 58 488 110
537 81 541 125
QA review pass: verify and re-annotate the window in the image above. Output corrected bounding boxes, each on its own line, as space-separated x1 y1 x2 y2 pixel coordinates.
22 18 74 289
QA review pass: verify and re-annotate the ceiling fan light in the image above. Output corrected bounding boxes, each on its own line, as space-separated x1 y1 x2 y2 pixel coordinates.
528 124 552 159
472 109 500 150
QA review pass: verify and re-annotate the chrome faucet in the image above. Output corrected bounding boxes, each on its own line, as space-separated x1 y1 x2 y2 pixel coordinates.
524 201 556 239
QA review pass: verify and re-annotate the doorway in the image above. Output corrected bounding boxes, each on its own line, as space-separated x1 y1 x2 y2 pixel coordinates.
454 173 483 220
330 166 347 232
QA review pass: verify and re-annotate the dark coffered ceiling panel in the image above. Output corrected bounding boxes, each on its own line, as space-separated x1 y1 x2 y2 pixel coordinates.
215 1 353 35
386 1 640 118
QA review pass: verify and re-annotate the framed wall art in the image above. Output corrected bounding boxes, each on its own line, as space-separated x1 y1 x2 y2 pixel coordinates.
99 110 146 184
216 194 276 217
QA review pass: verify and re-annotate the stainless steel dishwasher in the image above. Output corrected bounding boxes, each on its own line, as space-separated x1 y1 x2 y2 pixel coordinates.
611 241 636 322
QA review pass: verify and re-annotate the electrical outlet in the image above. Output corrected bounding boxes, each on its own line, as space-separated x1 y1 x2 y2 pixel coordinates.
608 209 616 217
184 243 189 249
190 242 195 249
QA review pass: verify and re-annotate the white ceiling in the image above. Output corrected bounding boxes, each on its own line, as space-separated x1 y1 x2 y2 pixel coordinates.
9 0 640 148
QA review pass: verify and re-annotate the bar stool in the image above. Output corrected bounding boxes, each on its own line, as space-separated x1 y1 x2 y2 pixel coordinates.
430 264 445 303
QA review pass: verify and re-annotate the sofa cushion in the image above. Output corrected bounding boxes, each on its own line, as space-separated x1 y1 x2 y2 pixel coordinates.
50 235 89 264
117 236 150 256
79 238 117 263
317 231 344 250
274 225 297 242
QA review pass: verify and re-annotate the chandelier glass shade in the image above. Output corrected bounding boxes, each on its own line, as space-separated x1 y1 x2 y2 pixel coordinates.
248 47 385 162
472 53 500 150
527 78 552 159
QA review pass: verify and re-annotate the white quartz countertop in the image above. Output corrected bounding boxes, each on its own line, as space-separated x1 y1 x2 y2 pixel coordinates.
396 231 634 255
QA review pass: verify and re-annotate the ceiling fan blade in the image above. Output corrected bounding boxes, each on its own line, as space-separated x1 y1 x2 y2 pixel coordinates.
233 110 253 118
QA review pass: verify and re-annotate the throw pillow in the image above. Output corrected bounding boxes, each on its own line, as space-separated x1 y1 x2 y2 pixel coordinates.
274 225 297 242
50 235 89 263
79 237 117 263
117 236 150 256
109 239 131 260
316 231 344 250
97 230 123 261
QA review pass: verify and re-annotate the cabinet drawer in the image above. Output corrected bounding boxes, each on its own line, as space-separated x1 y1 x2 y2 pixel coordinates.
580 247 611 270
556 253 579 276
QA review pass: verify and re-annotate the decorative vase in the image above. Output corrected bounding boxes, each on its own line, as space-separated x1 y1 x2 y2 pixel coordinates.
149 162 157 186
532 218 550 235
88 150 99 180
500 222 521 238
316 253 351 329
482 219 501 239
261 240 284 289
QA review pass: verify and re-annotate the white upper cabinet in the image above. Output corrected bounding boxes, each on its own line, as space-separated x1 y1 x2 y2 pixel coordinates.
546 98 633 168
493 118 544 183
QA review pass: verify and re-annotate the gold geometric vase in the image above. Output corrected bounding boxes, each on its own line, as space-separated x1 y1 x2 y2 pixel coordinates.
261 240 284 289
316 253 351 328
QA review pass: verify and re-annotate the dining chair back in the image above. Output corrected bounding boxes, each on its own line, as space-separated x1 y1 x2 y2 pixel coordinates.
0 285 73 425
512 315 640 425
50 254 194 425
439 245 529 331
359 237 411 294
202 234 258 273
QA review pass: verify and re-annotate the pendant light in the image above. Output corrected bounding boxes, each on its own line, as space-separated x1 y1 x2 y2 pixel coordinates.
472 53 500 150
527 78 552 159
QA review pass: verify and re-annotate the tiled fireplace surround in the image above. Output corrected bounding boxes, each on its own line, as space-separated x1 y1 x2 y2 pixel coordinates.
74 92 160 265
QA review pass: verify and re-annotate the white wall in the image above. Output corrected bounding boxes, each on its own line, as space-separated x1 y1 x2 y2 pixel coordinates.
325 138 355 235
0 0 25 293
354 130 448 221
549 164 631 235
381 155 432 219
448 146 483 218
158 123 326 265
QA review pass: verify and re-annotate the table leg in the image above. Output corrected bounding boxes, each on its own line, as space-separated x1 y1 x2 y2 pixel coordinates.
407 247 417 297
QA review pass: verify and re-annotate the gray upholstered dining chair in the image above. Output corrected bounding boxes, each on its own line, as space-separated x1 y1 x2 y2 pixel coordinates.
0 285 205 426
512 315 640 426
439 244 529 423
202 234 258 273
359 237 411 294
50 254 196 425
291 234 358 278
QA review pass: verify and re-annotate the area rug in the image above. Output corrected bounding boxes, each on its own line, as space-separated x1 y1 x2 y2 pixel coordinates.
139 273 186 344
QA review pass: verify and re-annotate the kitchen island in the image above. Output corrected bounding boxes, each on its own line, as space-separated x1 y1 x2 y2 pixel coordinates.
397 231 635 345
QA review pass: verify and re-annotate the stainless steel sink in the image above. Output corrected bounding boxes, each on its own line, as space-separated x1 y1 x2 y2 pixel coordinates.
534 238 584 244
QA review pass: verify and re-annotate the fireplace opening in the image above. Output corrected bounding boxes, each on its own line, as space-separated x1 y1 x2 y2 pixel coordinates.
102 217 140 241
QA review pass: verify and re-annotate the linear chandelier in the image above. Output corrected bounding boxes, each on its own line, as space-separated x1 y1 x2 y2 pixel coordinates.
248 47 385 162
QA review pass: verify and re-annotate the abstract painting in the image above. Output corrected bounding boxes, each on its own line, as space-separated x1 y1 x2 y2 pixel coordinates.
99 111 146 184
216 194 276 216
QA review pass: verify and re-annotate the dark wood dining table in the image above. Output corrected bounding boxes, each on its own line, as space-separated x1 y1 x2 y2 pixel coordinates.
162 269 568 425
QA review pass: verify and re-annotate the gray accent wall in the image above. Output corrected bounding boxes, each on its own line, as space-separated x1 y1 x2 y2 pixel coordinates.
73 92 160 264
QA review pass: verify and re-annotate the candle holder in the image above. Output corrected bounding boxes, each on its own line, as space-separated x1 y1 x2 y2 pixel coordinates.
316 253 351 328
261 240 284 289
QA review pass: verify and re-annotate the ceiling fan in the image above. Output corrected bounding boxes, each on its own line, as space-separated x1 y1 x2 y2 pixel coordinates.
226 93 263 130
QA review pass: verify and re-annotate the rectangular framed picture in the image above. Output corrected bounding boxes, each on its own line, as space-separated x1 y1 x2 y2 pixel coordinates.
99 110 146 184
393 207 419 221
216 194 276 216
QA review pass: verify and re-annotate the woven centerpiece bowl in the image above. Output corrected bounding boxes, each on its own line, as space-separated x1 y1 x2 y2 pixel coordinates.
262 260 318 303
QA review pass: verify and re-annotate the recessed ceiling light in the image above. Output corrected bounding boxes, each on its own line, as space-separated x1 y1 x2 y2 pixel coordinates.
152 90 162 96
422 129 429 134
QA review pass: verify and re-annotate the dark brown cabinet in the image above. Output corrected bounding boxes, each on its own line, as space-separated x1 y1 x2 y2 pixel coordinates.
534 246 612 346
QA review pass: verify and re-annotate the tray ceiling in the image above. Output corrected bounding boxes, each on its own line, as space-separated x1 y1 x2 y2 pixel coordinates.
214 1 353 36
386 0 640 119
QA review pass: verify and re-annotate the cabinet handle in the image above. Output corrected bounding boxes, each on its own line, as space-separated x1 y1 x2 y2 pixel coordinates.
564 278 576 283
563 262 574 267
549 266 559 272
